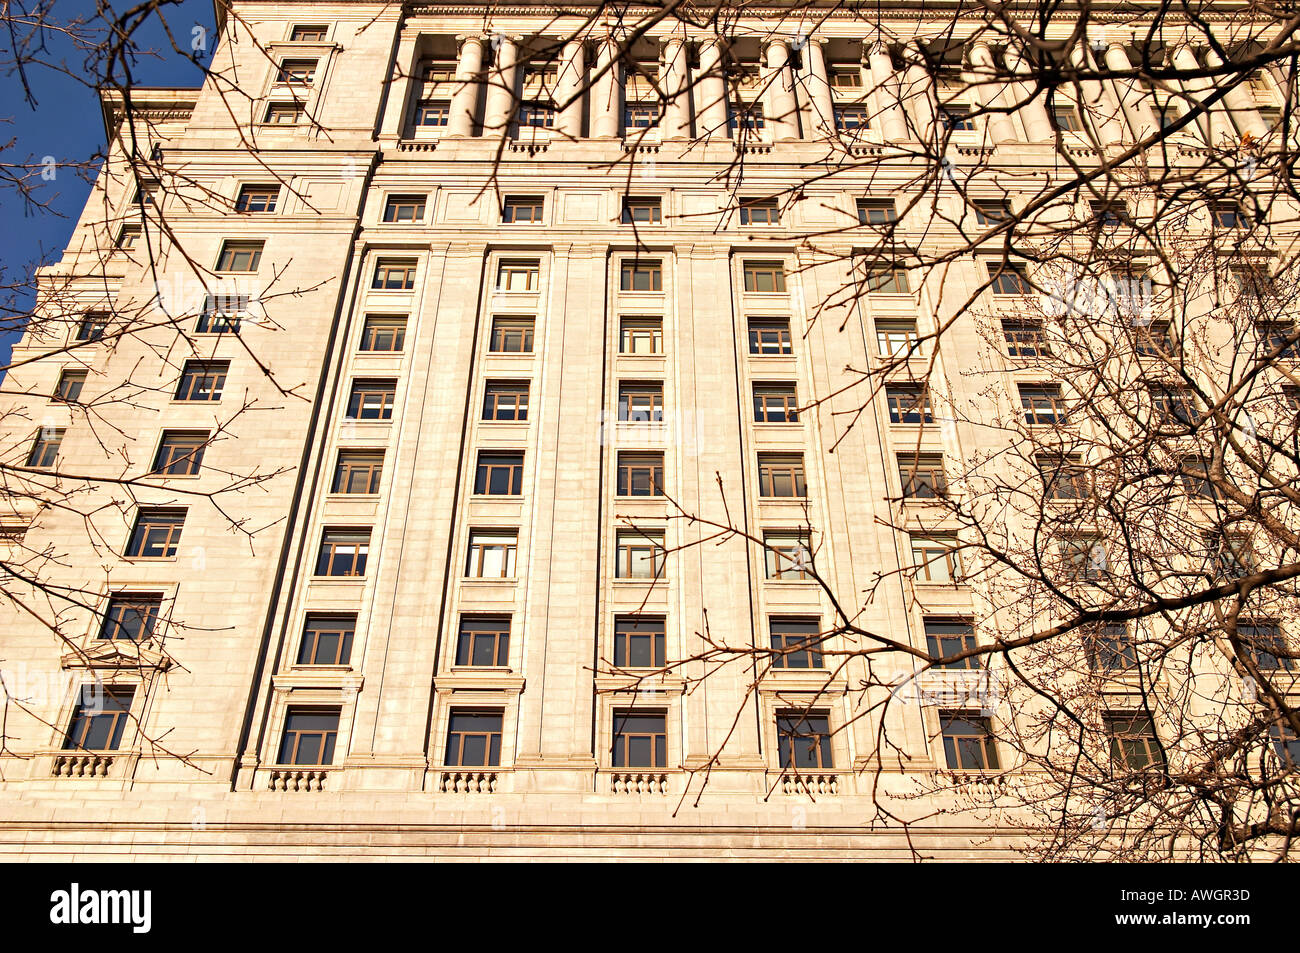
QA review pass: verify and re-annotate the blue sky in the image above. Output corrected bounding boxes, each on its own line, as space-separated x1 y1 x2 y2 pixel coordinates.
0 0 215 366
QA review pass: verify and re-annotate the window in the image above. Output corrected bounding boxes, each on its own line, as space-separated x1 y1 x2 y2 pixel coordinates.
517 104 554 128
1050 106 1083 131
728 104 765 133
857 199 897 225
489 316 535 352
197 294 247 334
421 61 458 83
988 262 1029 294
748 318 792 355
1212 534 1256 581
743 261 786 293
133 182 159 206
75 313 108 342
497 260 539 292
1212 202 1247 229
1061 536 1109 581
616 529 665 579
613 616 666 668
277 709 339 766
973 200 1011 225
456 616 511 667
1003 320 1048 358
1259 321 1300 359
474 453 524 496
415 100 450 126
1038 454 1089 500
863 266 910 294
63 687 134 752
1019 384 1067 425
898 452 947 498
620 260 663 292
833 105 871 131
1134 320 1173 357
739 198 780 225
372 259 417 290
27 428 63 468
616 452 664 497
483 381 530 421
360 315 406 352
444 711 502 767
828 65 862 88
175 361 228 402
911 535 961 584
624 103 661 130
776 711 833 769
622 197 662 225
764 531 813 580
758 453 806 498
382 194 426 224
1084 622 1137 672
876 319 921 357
1179 456 1214 499
925 619 978 669
115 225 141 250
940 712 998 770
216 240 263 272
1258 106 1282 128
298 613 355 665
98 593 164 641
1270 721 1300 768
332 450 384 494
54 370 86 403
345 379 396 420
1090 199 1123 227
753 384 799 423
618 382 664 422
1150 384 1200 427
502 196 544 224
770 617 824 669
939 106 975 131
235 184 279 213
125 508 186 558
611 711 667 769
886 384 932 424
1105 713 1164 771
290 25 327 41
1241 622 1296 671
152 430 208 476
315 528 370 577
620 317 662 354
276 58 318 84
466 530 518 578
264 103 303 125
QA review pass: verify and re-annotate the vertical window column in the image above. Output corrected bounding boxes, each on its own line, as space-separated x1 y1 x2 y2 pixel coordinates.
448 34 485 137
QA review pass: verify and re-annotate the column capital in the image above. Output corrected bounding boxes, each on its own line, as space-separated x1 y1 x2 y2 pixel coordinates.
455 34 484 45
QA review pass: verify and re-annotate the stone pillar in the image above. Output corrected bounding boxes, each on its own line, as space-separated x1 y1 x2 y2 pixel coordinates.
868 42 908 142
696 38 730 139
1172 45 1218 144
556 38 587 138
448 35 484 137
1006 46 1054 141
591 35 621 138
968 42 1017 144
1103 43 1156 140
763 37 800 140
663 37 691 139
483 34 519 138
378 31 422 139
1069 42 1126 143
803 38 835 137
1204 47 1268 139
900 48 936 139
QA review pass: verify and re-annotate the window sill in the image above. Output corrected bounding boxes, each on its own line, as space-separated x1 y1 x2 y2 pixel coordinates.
460 576 518 585
470 495 524 502
120 556 179 564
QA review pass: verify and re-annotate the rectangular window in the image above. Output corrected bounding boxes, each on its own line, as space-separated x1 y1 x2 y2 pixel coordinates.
276 58 318 85
383 194 426 224
55 370 87 403
1150 385 1200 427
1105 713 1165 771
372 259 417 290
346 379 396 421
770 617 824 669
911 535 961 584
1259 321 1299 360
152 430 208 476
828 66 862 89
27 428 63 468
235 184 279 213
489 316 535 352
764 531 812 580
899 452 947 498
277 709 339 766
612 711 667 768
264 103 303 125
466 530 518 578
939 106 975 131
474 453 524 495
1085 622 1136 672
216 240 263 273
743 261 786 293
332 450 384 494
753 384 799 423
988 262 1029 294
1134 320 1173 357
758 453 806 498
616 452 664 497
617 382 664 422
1212 202 1246 229
613 616 666 668
1002 320 1047 358
623 102 661 130
1270 721 1300 767
502 196 544 224
1180 456 1213 499
444 711 503 767
133 182 159 206
776 711 833 769
620 260 663 292
940 711 998 770
125 508 186 558
727 104 765 133
1038 454 1089 500
497 260 539 292
616 529 665 579
175 361 228 402
1090 199 1123 227
63 687 134 751
116 225 141 250
76 313 109 342
1061 536 1109 581
1241 622 1296 671
863 267 910 294
739 198 780 226
748 318 792 355
857 199 897 225
197 294 247 334
421 61 458 83
833 105 871 131
298 613 355 665
415 100 450 126
1212 534 1256 581
885 384 931 424
517 104 555 128
98 593 164 641
622 197 662 225
1019 384 1067 425
974 200 1011 225
620 317 662 354
1051 106 1082 131
290 25 328 41
315 528 370 577
925 619 978 669
456 616 511 667
876 319 921 357
360 315 406 352
483 381 530 421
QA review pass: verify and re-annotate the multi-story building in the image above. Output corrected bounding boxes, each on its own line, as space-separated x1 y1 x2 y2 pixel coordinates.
0 1 1288 860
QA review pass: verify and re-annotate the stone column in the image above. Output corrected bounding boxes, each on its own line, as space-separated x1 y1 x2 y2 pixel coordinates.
900 45 936 139
556 38 587 138
803 38 835 137
696 38 730 139
448 35 484 137
377 31 422 139
968 42 1017 144
868 42 908 142
483 34 519 138
763 37 800 140
1069 42 1126 143
591 35 621 138
663 37 691 139
1172 45 1218 144
1103 43 1156 140
1204 47 1268 139
1006 46 1054 141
